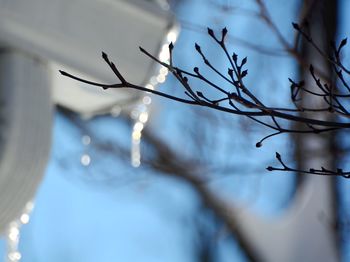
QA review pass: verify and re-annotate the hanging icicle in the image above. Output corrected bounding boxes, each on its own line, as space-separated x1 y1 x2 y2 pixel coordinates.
5 201 34 262
130 27 179 167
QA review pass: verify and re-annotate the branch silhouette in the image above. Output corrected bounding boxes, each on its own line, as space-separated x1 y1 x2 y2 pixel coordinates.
60 24 350 178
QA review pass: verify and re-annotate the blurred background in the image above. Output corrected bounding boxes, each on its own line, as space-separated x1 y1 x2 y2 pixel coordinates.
0 0 350 261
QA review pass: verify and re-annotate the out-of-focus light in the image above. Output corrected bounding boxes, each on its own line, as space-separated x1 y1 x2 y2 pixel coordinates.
139 112 149 123
146 84 154 90
157 74 166 83
110 106 121 117
167 31 178 43
150 76 158 86
82 135 91 146
81 154 91 166
132 158 141 168
132 131 141 140
130 109 140 120
8 228 19 242
160 67 168 76
129 24 179 169
5 200 35 262
159 45 170 62
19 214 30 224
133 122 144 132
158 0 170 11
25 202 34 211
142 96 152 105
8 251 21 261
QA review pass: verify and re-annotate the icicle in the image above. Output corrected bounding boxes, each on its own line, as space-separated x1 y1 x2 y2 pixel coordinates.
131 104 149 168
130 26 179 168
5 201 34 262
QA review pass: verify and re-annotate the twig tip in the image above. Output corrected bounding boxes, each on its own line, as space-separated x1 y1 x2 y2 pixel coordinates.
266 166 273 171
59 70 68 76
102 51 108 59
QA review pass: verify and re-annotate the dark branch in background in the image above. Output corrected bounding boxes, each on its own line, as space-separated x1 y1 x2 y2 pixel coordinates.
141 127 261 261
60 24 350 178
59 105 262 260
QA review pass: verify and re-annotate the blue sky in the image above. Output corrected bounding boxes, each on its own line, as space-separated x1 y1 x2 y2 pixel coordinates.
1 0 350 261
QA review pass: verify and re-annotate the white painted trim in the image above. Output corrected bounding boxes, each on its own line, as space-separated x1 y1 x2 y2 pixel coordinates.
0 50 52 233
